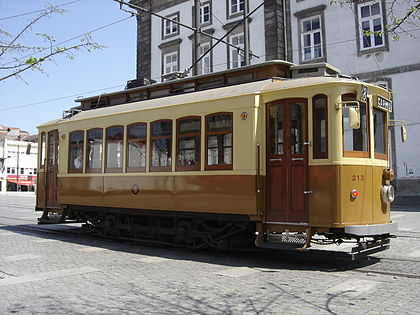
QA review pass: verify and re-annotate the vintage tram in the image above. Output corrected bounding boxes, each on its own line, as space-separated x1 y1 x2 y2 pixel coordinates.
35 61 401 259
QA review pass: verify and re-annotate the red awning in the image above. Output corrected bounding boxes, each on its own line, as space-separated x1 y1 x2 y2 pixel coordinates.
7 179 34 185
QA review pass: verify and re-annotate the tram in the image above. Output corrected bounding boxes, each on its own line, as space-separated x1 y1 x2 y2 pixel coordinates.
35 61 403 259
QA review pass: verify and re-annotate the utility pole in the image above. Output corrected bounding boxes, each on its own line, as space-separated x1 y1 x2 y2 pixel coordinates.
193 0 201 76
243 0 250 66
16 135 20 192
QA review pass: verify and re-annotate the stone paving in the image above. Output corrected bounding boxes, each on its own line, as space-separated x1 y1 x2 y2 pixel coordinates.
0 194 419 314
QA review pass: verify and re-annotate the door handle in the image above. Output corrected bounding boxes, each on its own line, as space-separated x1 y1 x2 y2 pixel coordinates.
304 190 312 195
292 157 304 161
270 158 282 162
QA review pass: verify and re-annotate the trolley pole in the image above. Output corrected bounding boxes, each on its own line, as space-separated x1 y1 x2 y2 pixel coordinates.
243 0 250 66
193 0 201 76
16 136 20 192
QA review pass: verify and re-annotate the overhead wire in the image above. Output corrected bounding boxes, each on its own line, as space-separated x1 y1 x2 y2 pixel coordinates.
0 0 82 21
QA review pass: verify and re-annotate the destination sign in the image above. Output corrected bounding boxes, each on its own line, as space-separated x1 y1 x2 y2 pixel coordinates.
377 96 393 112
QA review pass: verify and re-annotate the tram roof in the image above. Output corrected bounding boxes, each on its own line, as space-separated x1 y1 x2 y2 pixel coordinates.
37 76 378 128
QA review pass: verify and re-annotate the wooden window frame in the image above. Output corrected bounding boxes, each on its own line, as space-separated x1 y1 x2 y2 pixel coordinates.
176 116 201 172
126 122 147 173
39 132 46 169
86 128 103 173
150 119 173 172
312 94 328 159
68 130 84 173
205 112 233 171
105 125 124 173
373 108 388 160
342 93 370 158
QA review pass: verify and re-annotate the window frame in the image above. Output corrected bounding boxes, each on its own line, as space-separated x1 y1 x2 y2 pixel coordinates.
105 125 124 173
228 32 245 69
68 130 84 173
199 41 212 74
205 112 233 171
176 116 201 172
228 0 244 17
162 50 179 75
150 119 173 172
200 2 212 26
126 122 147 173
373 108 388 160
300 15 323 62
312 94 328 159
86 128 103 173
355 0 388 54
342 93 370 158
162 12 180 39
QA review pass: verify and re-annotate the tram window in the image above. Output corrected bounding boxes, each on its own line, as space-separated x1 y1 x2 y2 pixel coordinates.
39 132 46 168
47 132 57 166
206 113 233 170
373 108 387 159
150 120 172 172
342 93 369 157
291 102 305 155
86 128 103 172
68 131 84 173
127 123 147 172
105 126 124 172
176 117 200 171
313 94 328 159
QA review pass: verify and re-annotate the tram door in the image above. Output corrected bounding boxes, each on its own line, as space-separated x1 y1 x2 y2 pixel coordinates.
45 130 59 208
266 99 309 223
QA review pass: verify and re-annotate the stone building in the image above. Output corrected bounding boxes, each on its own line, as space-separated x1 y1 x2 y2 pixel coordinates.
131 0 419 204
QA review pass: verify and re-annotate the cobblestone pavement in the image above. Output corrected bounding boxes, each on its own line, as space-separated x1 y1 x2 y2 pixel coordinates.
0 194 419 315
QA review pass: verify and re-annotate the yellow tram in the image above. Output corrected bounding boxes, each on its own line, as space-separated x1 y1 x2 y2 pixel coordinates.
35 61 401 258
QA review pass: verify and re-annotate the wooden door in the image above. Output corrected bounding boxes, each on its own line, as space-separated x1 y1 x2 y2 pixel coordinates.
266 99 308 223
46 130 59 208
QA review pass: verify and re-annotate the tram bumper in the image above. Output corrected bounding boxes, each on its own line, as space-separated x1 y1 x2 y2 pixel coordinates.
344 221 398 236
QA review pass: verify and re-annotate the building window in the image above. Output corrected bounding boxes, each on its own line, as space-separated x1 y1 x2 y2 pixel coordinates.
199 42 211 74
342 94 369 158
20 168 24 175
40 132 46 168
127 123 147 172
150 120 172 172
86 128 103 172
6 167 10 174
229 0 244 16
163 51 178 75
105 126 124 172
312 94 328 159
200 2 211 25
301 15 323 61
176 117 201 171
229 33 245 69
163 13 179 38
358 1 385 50
206 113 233 170
373 108 387 159
68 130 84 173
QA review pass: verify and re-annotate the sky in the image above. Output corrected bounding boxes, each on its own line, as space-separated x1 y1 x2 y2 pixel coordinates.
0 0 137 134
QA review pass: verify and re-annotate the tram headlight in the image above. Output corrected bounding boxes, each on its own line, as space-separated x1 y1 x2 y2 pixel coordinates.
381 185 395 203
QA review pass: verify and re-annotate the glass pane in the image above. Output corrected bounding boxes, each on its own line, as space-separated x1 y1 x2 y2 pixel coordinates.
207 114 232 132
177 136 199 166
303 20 311 32
70 145 83 170
152 121 172 136
312 18 320 30
343 98 368 152
106 141 122 169
361 5 370 18
88 143 102 169
88 129 103 142
269 104 284 155
304 34 311 47
107 126 123 140
291 103 305 155
47 133 56 166
314 32 321 45
70 131 84 145
374 109 386 155
179 118 200 134
128 123 146 139
40 133 46 165
314 45 322 58
152 139 172 167
207 135 218 165
313 97 327 156
207 133 232 166
128 141 146 168
371 3 380 15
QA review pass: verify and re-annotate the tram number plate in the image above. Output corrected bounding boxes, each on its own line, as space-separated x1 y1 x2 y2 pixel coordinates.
352 175 365 181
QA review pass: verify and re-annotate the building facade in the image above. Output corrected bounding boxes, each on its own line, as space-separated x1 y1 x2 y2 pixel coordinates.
0 127 38 193
132 0 419 204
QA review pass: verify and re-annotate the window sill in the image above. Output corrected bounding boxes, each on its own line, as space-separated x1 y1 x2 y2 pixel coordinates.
358 45 388 57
